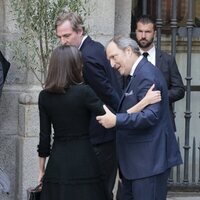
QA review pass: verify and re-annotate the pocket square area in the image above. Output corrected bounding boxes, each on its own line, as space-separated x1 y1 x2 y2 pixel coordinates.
125 90 133 96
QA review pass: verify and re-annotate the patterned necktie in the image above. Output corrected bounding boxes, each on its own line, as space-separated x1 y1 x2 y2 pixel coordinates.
143 52 149 58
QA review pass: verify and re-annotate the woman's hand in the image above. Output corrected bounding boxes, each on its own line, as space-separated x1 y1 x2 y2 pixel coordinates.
144 84 161 105
96 105 116 128
127 84 161 114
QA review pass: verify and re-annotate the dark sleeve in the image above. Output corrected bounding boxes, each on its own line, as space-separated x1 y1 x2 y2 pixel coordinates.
82 52 120 111
116 79 161 129
37 92 52 157
168 56 185 103
84 85 105 116
0 63 3 96
0 51 10 83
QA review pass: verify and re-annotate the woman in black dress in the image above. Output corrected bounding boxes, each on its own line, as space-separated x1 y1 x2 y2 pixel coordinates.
37 45 108 200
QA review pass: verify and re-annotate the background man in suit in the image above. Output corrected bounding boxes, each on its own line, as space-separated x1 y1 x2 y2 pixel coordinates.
0 63 3 96
97 35 182 200
135 15 185 132
0 51 10 96
55 11 122 200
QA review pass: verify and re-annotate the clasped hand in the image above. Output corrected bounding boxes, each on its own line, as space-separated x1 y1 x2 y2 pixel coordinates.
96 105 116 128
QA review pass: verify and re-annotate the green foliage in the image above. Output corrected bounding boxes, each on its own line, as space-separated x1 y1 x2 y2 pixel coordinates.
10 0 90 86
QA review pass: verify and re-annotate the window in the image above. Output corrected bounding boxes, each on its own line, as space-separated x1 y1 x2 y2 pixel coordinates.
131 0 200 36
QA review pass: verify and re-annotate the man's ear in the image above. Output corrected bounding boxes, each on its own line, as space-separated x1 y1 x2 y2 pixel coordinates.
125 46 132 56
77 28 84 36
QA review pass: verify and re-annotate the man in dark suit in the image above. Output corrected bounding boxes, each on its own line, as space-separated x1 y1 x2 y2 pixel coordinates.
0 63 3 96
97 35 182 200
55 12 122 200
135 15 185 131
0 51 10 96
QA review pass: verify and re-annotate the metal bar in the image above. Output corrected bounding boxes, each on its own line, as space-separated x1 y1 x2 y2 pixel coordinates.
188 85 200 91
192 137 196 183
170 0 177 135
198 141 200 184
168 168 174 184
142 0 148 15
156 0 162 50
177 137 181 183
178 27 200 37
183 0 193 184
171 0 177 57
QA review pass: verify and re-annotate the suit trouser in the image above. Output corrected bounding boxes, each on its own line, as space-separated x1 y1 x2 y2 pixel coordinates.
121 169 170 200
93 140 117 200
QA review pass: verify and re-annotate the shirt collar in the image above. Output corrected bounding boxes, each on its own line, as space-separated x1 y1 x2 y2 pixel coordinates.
130 55 143 76
78 35 88 49
140 45 156 65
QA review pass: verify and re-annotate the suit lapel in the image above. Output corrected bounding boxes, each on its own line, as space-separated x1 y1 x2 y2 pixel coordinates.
79 36 91 51
117 58 148 111
155 49 162 69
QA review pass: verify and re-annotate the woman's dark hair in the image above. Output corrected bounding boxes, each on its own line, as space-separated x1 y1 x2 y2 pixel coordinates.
45 45 83 93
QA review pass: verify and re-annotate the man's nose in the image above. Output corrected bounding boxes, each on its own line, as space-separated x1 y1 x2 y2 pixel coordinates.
110 60 116 68
141 32 146 38
60 37 67 45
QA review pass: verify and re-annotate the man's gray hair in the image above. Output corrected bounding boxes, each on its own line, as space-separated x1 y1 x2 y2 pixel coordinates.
108 35 141 56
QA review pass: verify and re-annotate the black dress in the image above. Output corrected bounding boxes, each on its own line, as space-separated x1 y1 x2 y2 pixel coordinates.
37 84 108 200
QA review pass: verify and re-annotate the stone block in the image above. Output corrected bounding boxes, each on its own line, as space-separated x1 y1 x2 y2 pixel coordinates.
18 91 40 137
0 89 19 135
16 136 39 200
0 135 17 200
86 0 115 37
115 0 132 36
18 104 39 137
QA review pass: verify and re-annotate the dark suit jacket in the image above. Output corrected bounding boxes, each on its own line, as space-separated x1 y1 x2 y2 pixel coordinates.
116 58 182 180
156 49 185 131
0 51 10 83
0 51 10 96
80 36 122 144
0 63 3 96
